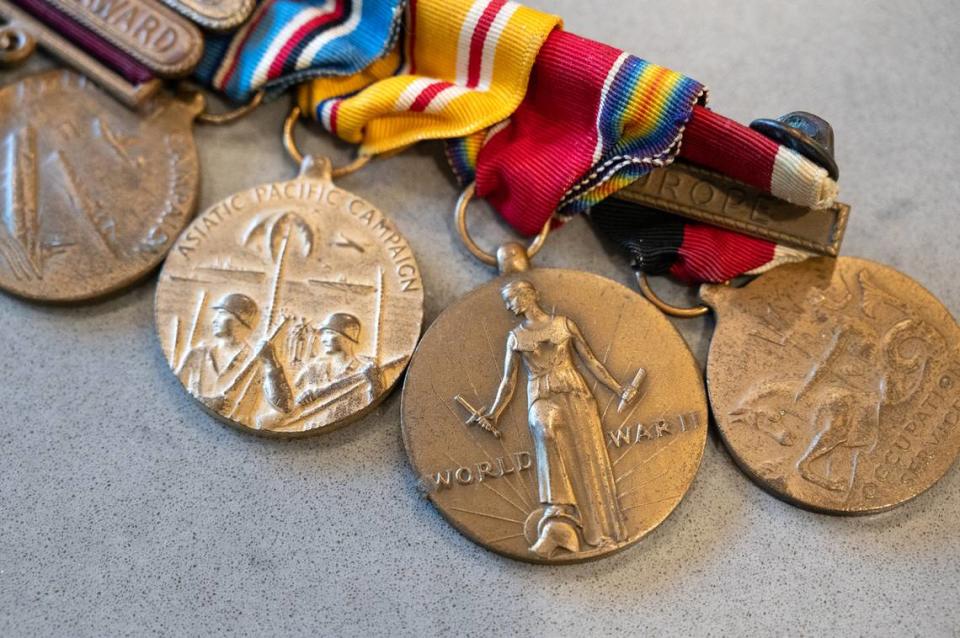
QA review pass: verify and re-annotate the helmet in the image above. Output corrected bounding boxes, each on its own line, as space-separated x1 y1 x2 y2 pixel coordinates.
213 293 259 329
320 312 361 343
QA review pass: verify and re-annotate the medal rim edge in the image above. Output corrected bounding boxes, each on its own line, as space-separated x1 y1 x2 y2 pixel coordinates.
399 266 709 563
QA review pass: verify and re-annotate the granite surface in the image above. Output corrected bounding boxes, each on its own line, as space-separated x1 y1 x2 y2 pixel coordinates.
1 1 958 635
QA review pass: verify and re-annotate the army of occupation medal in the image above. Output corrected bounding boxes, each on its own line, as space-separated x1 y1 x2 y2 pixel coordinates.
0 69 200 302
155 109 423 436
400 185 707 564
616 111 960 514
700 257 960 514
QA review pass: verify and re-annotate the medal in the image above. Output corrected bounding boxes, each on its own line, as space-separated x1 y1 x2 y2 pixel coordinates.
400 186 707 563
0 69 200 301
613 113 960 513
155 108 423 436
701 257 960 514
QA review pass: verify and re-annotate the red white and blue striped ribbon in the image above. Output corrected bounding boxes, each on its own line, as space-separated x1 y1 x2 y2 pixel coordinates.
195 0 405 102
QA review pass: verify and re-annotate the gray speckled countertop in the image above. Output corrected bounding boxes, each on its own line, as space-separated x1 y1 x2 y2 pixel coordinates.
2 1 959 635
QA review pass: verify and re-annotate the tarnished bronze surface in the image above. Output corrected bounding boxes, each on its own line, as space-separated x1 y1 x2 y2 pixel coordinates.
402 257 707 563
612 162 849 256
0 70 199 301
703 257 960 514
0 0 162 106
156 157 424 437
49 0 203 77
158 0 254 32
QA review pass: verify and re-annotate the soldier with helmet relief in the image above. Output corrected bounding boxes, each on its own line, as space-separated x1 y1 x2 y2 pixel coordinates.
176 292 294 424
294 312 384 407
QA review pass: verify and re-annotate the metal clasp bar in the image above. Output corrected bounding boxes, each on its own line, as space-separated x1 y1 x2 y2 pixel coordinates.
0 0 161 107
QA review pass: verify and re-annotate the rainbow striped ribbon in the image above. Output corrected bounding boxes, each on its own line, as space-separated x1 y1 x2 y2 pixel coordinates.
445 30 836 238
446 30 707 235
196 0 405 102
287 0 837 282
297 0 561 155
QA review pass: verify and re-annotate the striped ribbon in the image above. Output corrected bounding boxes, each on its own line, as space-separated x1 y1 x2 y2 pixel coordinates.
682 108 838 212
590 197 810 283
445 31 837 236
284 0 838 283
22 0 838 283
446 29 707 235
195 0 405 102
297 0 561 154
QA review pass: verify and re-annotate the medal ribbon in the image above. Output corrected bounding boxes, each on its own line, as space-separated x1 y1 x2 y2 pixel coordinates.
589 198 809 283
226 0 834 284
444 32 837 235
437 29 836 282
445 29 707 235
294 3 836 224
297 0 561 154
195 0 406 102
19 0 837 285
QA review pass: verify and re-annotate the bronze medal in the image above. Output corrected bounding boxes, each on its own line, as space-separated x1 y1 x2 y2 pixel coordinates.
155 156 424 436
158 0 256 32
703 256 960 514
401 189 707 563
0 70 200 302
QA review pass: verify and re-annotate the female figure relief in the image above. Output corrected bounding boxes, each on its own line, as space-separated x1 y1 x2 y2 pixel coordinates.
481 280 640 558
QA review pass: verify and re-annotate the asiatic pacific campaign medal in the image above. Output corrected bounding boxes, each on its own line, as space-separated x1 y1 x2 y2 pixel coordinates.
703 257 960 514
400 186 707 563
0 70 200 301
155 109 423 436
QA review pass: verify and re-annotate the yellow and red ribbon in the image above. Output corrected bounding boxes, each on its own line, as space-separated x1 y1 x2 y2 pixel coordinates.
292 0 839 283
298 0 560 155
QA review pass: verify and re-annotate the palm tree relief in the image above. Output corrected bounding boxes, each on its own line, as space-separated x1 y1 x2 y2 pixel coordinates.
478 280 641 558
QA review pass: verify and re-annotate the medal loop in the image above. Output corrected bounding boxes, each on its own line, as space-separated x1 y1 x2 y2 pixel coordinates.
195 89 264 125
283 105 370 178
456 182 549 267
636 272 711 318
0 25 35 66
